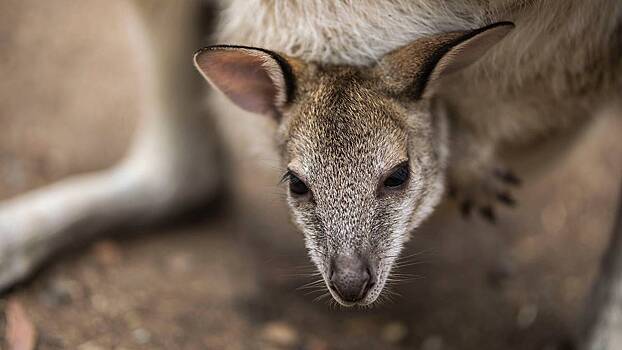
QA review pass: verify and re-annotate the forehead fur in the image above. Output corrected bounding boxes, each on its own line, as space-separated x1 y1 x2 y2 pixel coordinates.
283 67 409 181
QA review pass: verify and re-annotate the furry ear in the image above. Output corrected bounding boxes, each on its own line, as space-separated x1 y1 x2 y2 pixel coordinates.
194 45 298 117
376 22 514 99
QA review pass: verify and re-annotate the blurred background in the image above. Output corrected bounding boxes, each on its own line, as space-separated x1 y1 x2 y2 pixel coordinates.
0 1 621 349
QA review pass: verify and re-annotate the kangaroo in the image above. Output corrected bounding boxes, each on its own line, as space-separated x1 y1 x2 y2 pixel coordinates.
193 23 514 305
1 0 621 348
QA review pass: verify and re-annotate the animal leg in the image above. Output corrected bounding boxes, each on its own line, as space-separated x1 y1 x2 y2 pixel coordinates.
0 1 221 291
447 128 520 222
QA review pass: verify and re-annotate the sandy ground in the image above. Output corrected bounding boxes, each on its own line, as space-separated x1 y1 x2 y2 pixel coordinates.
1 1 621 349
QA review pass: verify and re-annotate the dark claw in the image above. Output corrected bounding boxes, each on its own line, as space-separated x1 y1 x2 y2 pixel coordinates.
479 206 496 223
460 200 473 218
448 185 457 198
496 192 516 206
494 169 522 186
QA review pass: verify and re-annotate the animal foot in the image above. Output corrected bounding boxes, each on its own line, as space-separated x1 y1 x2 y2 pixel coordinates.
0 246 39 293
0 215 48 293
448 167 521 223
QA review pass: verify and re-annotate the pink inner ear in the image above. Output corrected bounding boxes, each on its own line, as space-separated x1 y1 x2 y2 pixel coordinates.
196 50 278 115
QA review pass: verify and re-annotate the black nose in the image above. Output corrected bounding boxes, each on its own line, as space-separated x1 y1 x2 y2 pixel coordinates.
329 255 374 303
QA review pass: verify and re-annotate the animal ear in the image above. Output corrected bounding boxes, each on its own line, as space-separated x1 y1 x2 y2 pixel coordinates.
194 45 299 117
376 22 514 99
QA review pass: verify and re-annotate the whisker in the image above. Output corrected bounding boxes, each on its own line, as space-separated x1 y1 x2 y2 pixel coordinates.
392 261 429 268
304 288 329 296
296 279 326 290
312 292 331 303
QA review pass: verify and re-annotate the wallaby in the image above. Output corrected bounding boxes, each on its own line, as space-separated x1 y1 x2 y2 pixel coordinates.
0 0 621 348
193 24 516 305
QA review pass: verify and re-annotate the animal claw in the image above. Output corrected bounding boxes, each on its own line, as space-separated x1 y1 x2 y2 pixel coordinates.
451 166 519 222
448 185 457 198
479 206 496 223
460 200 473 218
496 192 516 206
494 169 521 186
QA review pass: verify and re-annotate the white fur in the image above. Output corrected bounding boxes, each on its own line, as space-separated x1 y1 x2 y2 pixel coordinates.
219 0 492 65
218 0 621 100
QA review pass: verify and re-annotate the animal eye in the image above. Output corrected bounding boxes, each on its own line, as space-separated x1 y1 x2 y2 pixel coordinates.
383 163 409 188
287 172 310 196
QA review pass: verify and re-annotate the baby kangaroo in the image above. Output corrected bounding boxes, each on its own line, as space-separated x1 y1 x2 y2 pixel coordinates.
195 23 513 306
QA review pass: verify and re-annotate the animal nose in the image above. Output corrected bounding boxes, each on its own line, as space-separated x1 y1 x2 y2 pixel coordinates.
329 254 374 303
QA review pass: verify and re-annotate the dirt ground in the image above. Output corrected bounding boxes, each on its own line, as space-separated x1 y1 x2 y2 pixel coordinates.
1 1 621 349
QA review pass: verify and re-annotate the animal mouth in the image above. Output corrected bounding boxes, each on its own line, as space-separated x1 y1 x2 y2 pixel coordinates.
319 256 401 307
327 279 383 307
328 278 376 305
324 255 380 306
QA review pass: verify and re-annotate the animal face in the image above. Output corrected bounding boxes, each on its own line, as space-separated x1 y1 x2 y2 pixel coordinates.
194 22 513 306
279 68 446 305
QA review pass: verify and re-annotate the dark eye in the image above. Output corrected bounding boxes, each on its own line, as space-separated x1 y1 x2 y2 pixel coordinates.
383 163 409 188
286 172 310 196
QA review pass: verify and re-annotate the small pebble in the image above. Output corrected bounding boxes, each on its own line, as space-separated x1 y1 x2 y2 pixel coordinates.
92 240 122 266
132 328 151 344
306 337 329 350
344 318 375 336
517 304 538 329
260 321 299 347
167 253 193 274
421 335 444 350
124 311 142 329
39 278 80 306
90 294 109 313
77 342 105 350
381 321 408 344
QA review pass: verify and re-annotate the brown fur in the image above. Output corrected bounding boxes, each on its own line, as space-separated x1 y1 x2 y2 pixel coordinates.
194 24 514 305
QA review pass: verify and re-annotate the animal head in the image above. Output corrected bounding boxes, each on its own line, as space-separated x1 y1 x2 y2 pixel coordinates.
194 22 513 306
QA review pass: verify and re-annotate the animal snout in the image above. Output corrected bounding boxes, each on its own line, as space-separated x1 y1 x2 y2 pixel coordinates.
329 254 375 303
